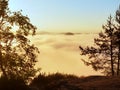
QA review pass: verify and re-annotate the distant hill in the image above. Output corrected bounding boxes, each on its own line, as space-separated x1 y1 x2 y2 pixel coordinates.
64 32 74 35
37 31 81 35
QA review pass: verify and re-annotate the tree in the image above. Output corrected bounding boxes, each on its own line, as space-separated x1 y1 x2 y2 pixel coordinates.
0 0 39 81
114 6 120 75
79 15 116 76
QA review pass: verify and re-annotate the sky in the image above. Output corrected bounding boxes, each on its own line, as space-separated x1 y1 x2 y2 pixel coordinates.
9 0 120 33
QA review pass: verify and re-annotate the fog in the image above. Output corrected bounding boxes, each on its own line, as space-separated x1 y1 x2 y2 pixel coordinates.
29 33 102 76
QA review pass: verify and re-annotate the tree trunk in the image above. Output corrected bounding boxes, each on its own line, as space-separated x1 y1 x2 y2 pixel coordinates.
110 40 114 76
0 50 7 78
117 44 120 76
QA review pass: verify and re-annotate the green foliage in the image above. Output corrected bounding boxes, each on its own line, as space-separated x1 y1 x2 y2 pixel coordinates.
0 0 39 81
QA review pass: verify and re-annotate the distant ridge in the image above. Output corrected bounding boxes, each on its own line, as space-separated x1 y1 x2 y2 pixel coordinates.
37 31 82 35
64 32 74 35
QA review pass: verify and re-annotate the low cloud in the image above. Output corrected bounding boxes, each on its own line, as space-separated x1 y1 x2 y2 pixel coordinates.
29 34 101 76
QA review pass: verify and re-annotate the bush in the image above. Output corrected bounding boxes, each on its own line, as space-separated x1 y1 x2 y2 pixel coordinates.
0 76 30 90
31 73 79 90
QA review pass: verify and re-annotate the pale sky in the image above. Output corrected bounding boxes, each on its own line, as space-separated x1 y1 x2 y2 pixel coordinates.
9 0 120 33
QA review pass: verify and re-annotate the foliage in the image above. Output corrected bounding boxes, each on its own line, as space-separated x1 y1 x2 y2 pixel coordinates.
31 73 120 90
114 6 120 75
79 7 120 76
80 15 116 75
0 76 30 90
0 0 39 81
31 73 79 90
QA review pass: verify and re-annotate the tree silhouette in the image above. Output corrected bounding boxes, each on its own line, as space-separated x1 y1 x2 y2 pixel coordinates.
79 6 120 76
79 15 116 76
114 6 120 76
0 0 39 81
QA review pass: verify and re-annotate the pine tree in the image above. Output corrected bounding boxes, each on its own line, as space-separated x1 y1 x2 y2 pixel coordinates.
114 6 120 75
79 16 115 76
